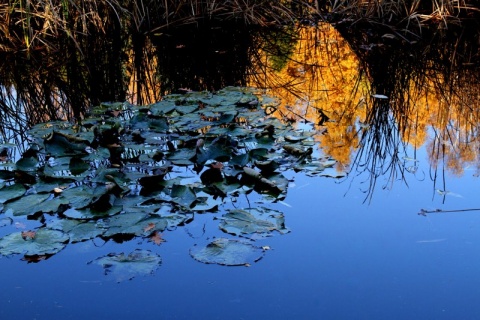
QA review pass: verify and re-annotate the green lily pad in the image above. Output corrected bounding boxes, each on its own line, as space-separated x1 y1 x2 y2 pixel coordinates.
48 219 106 243
170 184 197 208
44 131 89 156
88 249 162 282
0 170 15 180
35 197 70 214
60 185 111 210
62 205 122 220
69 157 90 175
0 87 340 262
0 184 26 203
15 156 38 172
219 207 289 238
102 210 172 238
0 229 69 256
190 238 265 266
3 193 51 216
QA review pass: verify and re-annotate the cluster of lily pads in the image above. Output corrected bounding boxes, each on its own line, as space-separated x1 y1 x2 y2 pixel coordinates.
0 87 337 277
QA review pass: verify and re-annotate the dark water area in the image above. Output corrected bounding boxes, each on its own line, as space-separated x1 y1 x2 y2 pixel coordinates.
2 21 480 319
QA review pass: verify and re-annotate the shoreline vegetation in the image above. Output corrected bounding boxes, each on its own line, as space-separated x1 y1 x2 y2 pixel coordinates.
1 0 479 54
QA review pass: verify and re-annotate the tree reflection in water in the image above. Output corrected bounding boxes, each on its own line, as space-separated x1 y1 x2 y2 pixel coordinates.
1 20 480 199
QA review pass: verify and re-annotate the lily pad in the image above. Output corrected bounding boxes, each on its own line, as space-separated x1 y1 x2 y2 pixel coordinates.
88 249 162 282
0 184 26 203
62 205 122 220
0 229 69 256
47 219 106 243
219 207 289 238
3 193 51 216
190 238 265 266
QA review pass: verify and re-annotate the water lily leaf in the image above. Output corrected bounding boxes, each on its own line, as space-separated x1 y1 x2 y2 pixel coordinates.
48 219 106 243
88 249 162 283
0 184 26 203
3 193 51 216
69 157 90 175
35 197 69 214
254 160 279 173
42 156 89 181
194 141 231 165
44 131 89 156
219 208 289 238
230 153 249 167
62 205 122 220
103 211 169 238
189 191 223 211
148 116 169 132
170 184 197 208
28 122 65 143
60 185 96 209
284 134 309 142
15 156 38 172
32 180 67 193
190 238 264 266
0 170 15 180
319 168 347 178
175 105 199 114
0 229 69 256
149 101 177 115
102 211 149 237
167 148 196 165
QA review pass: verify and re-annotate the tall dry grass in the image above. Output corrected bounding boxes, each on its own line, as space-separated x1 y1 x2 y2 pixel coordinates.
0 0 305 54
323 0 480 37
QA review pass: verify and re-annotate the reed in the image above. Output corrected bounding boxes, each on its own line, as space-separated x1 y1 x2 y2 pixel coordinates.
322 0 480 36
1 0 479 55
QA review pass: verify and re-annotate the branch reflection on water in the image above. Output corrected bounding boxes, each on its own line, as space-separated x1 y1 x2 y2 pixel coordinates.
249 22 480 201
1 21 480 199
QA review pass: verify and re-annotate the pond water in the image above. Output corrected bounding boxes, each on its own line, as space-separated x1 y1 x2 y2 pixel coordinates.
1 22 480 319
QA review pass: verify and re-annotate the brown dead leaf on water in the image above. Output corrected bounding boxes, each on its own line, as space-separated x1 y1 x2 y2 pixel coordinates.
149 231 165 245
21 230 36 240
143 222 155 233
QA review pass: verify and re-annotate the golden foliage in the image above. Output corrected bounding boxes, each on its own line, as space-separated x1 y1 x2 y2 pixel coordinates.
248 23 368 167
249 23 480 177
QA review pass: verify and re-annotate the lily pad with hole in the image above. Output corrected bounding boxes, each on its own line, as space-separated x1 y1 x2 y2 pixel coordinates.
190 238 265 266
0 229 69 256
88 249 162 282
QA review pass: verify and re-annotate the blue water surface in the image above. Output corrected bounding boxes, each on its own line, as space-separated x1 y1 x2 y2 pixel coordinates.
1 144 480 320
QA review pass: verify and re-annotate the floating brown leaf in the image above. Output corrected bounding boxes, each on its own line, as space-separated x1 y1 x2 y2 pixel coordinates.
21 230 36 240
144 222 156 233
149 231 165 245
